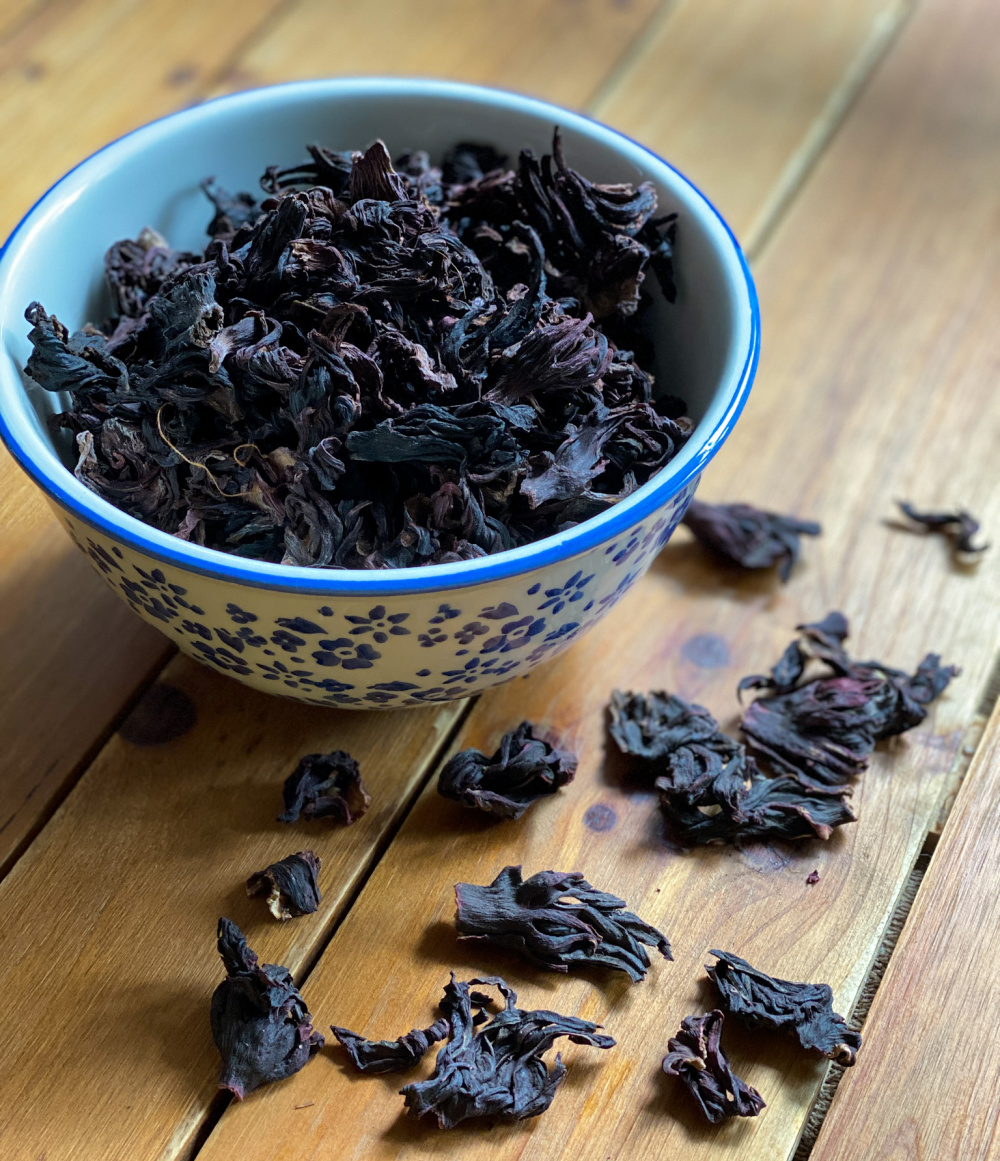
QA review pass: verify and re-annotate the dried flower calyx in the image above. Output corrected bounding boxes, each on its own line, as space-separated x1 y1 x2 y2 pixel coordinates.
454 865 671 980
246 850 321 920
739 612 959 788
437 722 577 819
25 132 689 569
332 1017 450 1074
210 918 324 1099
610 689 755 813
896 501 988 558
662 1009 765 1123
661 770 856 845
399 975 615 1128
708 949 861 1065
610 688 855 845
278 751 371 824
681 499 821 581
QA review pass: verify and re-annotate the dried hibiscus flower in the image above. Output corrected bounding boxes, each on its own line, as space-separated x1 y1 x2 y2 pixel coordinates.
246 850 321 920
661 770 855 844
896 501 988 557
332 1017 450 1074
681 499 821 581
708 950 861 1065
210 918 324 1099
454 865 671 980
610 689 754 814
278 751 371 824
662 1009 765 1123
400 974 615 1127
437 722 577 820
739 613 959 788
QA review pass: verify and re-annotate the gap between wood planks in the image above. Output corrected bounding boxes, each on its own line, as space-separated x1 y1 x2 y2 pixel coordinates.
790 649 1000 1157
173 696 477 1161
0 0 916 892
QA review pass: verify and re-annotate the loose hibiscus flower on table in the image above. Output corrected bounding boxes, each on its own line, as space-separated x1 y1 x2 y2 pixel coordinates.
437 722 577 819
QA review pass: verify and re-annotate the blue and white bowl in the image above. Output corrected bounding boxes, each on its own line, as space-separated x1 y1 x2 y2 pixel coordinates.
0 79 758 708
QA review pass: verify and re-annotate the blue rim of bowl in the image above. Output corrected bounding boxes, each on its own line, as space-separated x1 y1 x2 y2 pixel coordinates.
0 77 760 596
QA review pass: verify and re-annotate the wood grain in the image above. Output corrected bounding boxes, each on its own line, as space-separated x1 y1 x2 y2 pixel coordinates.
809 698 1000 1161
0 0 289 876
594 0 914 245
0 0 665 879
0 655 464 1161
211 0 664 110
191 0 1000 1155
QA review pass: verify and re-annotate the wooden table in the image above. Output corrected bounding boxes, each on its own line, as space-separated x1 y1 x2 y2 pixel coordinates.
2 1 1000 1158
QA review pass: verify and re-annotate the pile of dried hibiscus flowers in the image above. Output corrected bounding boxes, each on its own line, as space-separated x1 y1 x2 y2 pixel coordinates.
24 133 689 568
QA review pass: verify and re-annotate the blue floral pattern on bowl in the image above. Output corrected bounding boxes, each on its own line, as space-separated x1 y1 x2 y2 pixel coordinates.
58 479 696 707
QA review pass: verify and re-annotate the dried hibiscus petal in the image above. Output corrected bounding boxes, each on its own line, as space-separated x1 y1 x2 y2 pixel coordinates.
246 850 321 920
610 689 754 814
740 613 959 788
400 975 615 1128
210 918 324 1099
681 499 821 581
662 770 855 845
437 722 577 820
897 500 988 557
662 1009 765 1123
278 751 371 824
454 865 671 980
332 1017 450 1074
708 949 861 1065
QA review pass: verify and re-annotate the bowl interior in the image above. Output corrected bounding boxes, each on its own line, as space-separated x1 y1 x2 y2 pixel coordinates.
0 79 755 591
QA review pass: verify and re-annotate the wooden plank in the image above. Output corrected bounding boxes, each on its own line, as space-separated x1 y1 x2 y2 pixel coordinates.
809 698 1000 1158
0 655 464 1161
0 9 724 1160
593 0 913 245
211 0 664 111
0 0 664 878
190 0 1000 1156
0 0 289 875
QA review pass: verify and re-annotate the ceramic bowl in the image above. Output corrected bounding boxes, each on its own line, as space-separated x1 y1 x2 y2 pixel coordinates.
0 79 758 709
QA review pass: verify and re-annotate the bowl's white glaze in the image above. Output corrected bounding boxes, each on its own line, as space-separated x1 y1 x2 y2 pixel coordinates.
0 79 758 707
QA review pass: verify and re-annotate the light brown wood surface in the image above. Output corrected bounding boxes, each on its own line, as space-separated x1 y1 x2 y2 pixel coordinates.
0 0 288 875
0 656 464 1161
592 0 914 245
0 0 666 878
193 0 1000 1155
1 0 999 1159
809 699 1000 1160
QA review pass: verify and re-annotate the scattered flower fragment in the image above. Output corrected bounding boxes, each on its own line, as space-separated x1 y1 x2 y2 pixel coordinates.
806 869 820 885
332 1018 450 1074
609 687 855 844
24 132 690 568
896 501 988 558
454 864 671 980
662 1009 765 1123
740 613 959 788
399 975 615 1127
246 850 321 920
708 950 861 1065
437 722 577 819
210 918 324 1099
610 689 756 813
278 751 371 824
681 499 821 581
661 772 856 845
